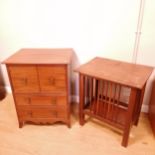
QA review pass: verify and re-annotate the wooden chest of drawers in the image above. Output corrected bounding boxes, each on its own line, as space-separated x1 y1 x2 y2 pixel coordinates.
3 48 73 128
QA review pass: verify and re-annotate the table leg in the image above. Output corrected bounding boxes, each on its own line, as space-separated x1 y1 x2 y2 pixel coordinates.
135 85 146 125
79 74 85 125
122 88 137 147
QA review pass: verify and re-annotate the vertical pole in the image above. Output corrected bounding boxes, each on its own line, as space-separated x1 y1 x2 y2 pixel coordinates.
132 0 145 63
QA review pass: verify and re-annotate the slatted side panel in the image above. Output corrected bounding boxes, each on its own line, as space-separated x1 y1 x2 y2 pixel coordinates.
99 80 130 125
84 76 131 126
84 76 97 111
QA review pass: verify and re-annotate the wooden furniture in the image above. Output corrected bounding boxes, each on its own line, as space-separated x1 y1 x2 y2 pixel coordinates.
149 79 155 136
3 48 73 128
75 57 153 147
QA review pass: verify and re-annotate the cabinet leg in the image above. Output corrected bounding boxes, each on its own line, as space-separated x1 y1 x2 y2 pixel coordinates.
79 113 85 125
19 121 24 128
67 122 71 128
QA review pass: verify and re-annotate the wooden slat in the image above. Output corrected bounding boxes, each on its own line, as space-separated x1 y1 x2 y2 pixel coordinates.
111 83 117 121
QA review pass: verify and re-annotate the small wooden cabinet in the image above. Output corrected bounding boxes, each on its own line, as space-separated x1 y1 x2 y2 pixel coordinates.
149 79 155 136
3 48 73 128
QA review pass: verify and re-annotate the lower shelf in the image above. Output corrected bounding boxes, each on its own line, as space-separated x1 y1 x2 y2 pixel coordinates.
84 100 128 129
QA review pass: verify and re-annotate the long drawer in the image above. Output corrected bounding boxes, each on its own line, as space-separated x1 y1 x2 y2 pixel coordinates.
18 106 68 119
15 95 67 107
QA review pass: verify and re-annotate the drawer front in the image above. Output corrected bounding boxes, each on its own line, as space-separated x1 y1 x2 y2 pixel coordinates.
8 65 39 93
18 107 67 119
15 95 67 106
38 66 67 92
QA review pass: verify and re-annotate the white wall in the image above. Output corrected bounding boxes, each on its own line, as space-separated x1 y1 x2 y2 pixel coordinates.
137 0 155 66
0 0 140 63
0 0 155 110
136 0 155 109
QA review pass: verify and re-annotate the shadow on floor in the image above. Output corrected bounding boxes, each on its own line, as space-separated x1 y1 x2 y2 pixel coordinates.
0 65 7 101
0 86 6 100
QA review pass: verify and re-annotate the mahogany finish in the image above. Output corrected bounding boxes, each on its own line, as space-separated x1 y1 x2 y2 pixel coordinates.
149 79 155 136
3 48 73 128
75 57 153 147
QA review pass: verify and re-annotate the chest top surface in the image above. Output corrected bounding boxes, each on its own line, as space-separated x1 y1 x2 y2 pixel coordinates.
75 57 153 89
3 48 73 65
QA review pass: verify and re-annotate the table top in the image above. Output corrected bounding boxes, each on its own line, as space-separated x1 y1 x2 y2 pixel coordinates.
3 48 73 65
75 57 153 89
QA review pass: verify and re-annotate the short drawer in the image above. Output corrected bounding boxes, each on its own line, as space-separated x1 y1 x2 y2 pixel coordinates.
15 95 67 106
18 107 67 119
38 66 67 92
8 65 39 93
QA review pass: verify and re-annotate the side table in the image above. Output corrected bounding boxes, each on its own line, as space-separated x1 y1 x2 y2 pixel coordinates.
75 57 153 147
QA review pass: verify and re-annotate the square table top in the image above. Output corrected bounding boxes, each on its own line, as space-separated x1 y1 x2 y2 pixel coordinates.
3 48 73 65
75 57 153 89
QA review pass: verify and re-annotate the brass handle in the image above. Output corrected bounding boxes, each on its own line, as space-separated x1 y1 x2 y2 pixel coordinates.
28 111 33 117
49 77 55 85
51 98 57 105
27 98 31 105
52 111 57 117
20 78 28 85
